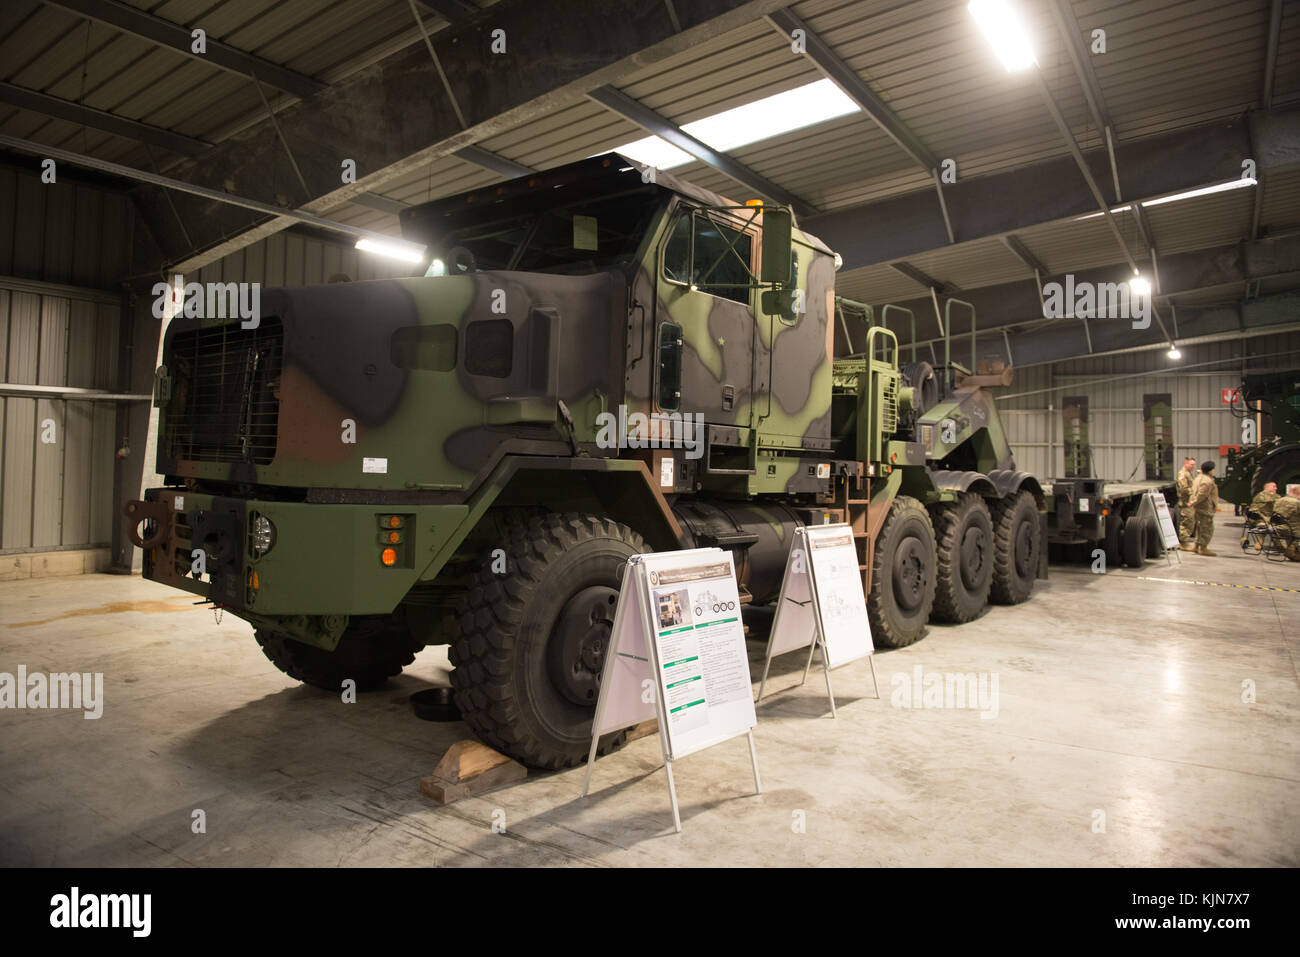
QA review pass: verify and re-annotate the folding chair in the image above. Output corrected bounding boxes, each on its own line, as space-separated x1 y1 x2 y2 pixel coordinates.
1263 514 1296 562
1240 508 1270 553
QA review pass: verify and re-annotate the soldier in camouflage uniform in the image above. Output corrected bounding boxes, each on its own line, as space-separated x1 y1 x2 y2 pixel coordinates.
1175 456 1197 545
1182 461 1220 555
1241 481 1279 550
1273 485 1300 561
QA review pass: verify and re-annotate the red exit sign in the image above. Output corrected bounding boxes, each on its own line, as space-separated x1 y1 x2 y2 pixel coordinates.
1219 445 1241 456
1221 388 1238 404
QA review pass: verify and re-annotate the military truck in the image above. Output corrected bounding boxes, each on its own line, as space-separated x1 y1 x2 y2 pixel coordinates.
1220 370 1300 505
125 153 1045 769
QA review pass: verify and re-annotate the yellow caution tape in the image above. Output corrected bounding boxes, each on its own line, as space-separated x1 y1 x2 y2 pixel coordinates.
1137 576 1300 594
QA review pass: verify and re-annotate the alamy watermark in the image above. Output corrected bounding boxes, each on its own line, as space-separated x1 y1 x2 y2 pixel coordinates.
0 666 103 719
594 404 705 460
1042 274 1150 329
890 666 1000 719
152 275 260 329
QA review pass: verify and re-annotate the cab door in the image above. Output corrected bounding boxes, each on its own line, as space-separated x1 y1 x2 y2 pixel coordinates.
655 206 758 429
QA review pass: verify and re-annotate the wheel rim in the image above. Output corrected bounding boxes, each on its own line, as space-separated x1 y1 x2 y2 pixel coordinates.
959 524 987 589
547 585 617 706
893 536 928 612
1013 518 1035 578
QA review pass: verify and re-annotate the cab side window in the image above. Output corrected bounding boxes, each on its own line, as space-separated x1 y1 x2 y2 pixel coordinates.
663 212 754 305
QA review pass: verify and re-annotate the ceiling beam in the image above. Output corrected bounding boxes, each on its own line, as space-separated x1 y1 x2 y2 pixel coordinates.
0 131 405 246
45 0 326 102
1001 234 1047 276
417 0 482 22
869 234 1300 343
121 0 791 272
452 144 533 178
0 81 210 157
889 261 955 293
586 84 817 217
1263 0 1284 109
804 107 1300 273
766 7 937 172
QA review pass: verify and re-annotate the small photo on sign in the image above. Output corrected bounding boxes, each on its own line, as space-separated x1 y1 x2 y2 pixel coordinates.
654 588 692 630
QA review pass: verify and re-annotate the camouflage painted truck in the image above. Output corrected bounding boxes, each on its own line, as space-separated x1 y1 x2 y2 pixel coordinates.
125 153 1046 769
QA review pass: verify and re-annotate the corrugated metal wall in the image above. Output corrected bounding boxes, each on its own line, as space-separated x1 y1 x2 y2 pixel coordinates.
0 162 135 290
0 161 132 554
997 332 1300 481
0 281 121 551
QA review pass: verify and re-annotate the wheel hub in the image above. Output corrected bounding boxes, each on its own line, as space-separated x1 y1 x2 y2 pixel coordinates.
548 585 617 706
893 537 928 611
960 526 986 589
1014 519 1034 577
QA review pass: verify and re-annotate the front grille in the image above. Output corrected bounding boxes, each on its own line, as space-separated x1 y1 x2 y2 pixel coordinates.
165 317 283 465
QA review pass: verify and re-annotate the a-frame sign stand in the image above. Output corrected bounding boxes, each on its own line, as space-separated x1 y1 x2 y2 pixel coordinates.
756 525 878 715
582 549 761 833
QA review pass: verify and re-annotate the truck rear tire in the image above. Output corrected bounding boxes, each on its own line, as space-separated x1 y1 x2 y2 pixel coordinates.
447 512 642 770
931 493 993 623
1123 515 1147 568
867 496 936 648
255 614 424 691
990 491 1039 604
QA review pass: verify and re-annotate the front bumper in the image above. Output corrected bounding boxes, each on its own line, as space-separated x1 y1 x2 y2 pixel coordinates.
124 488 467 616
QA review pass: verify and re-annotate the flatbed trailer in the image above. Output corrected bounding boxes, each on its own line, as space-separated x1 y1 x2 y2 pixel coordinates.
1044 476 1178 570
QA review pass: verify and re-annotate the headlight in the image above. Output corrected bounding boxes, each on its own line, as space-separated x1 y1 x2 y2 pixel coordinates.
250 514 276 557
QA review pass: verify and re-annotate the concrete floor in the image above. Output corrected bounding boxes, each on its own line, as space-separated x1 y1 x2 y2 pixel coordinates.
2 510 1297 867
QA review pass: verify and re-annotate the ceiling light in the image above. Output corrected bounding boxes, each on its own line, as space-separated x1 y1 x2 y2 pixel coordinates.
1167 344 1181 359
356 237 426 263
1140 178 1257 208
1130 274 1152 296
610 78 859 171
968 0 1038 73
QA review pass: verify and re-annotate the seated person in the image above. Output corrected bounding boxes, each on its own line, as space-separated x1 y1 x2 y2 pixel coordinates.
1249 482 1280 522
1273 485 1300 561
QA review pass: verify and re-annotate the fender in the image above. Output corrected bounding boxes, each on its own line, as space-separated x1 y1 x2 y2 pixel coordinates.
929 469 999 499
419 454 688 585
987 468 1046 507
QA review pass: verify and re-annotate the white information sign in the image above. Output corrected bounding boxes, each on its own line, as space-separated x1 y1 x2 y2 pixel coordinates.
1151 492 1181 550
582 548 761 832
757 524 878 715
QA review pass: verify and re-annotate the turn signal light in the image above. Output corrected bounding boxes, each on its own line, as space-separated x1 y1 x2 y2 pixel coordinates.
385 515 403 528
386 530 401 544
381 548 397 567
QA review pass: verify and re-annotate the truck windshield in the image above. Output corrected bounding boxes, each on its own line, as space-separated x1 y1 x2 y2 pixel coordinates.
421 185 664 275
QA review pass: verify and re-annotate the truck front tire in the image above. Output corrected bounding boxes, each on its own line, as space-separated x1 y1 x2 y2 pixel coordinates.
448 512 643 770
255 615 425 691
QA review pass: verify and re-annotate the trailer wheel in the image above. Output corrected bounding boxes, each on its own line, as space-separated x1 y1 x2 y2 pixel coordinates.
447 512 642 770
931 494 993 623
1122 515 1147 568
990 491 1040 604
1144 515 1163 558
1101 509 1123 571
867 496 936 648
255 614 424 691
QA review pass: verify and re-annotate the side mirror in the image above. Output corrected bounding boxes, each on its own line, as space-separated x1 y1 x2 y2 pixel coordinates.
760 208 793 285
760 289 797 321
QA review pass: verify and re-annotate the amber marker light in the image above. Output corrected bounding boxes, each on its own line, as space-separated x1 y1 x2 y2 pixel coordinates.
381 548 398 566
386 515 402 528
387 531 401 544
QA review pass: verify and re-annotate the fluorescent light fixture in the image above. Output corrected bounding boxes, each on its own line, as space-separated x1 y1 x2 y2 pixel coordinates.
1167 345 1181 359
610 78 859 171
356 236 426 263
1130 274 1152 296
1140 178 1256 208
968 0 1038 73
1075 179 1257 220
